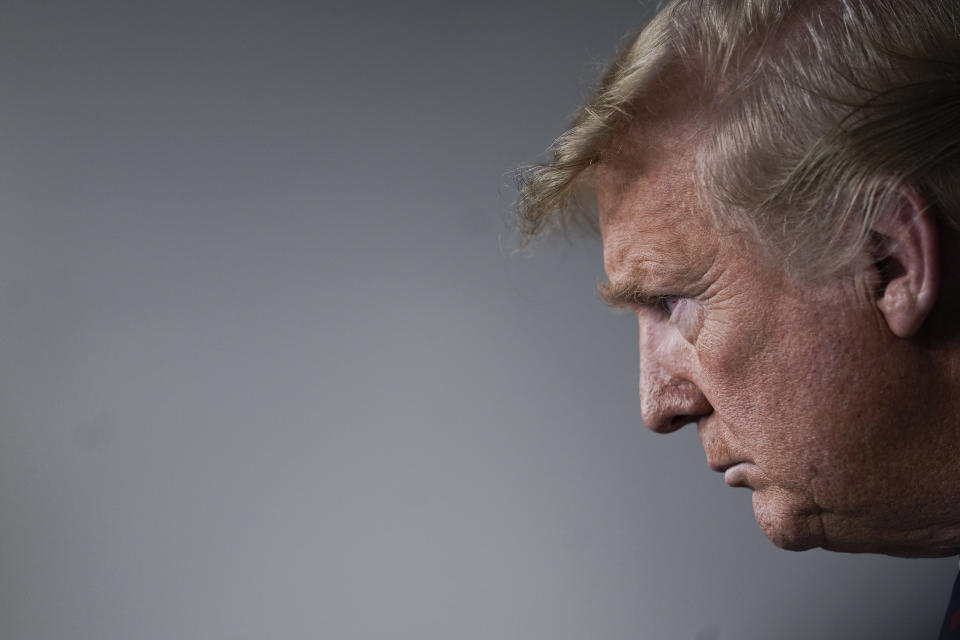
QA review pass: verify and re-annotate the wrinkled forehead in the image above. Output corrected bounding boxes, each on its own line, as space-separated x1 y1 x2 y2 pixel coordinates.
595 121 705 220
595 141 721 284
595 136 704 233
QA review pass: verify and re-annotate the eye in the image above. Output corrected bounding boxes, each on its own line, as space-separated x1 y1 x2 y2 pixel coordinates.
658 295 682 316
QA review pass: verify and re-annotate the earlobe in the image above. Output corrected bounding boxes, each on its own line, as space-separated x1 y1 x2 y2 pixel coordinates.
872 187 939 339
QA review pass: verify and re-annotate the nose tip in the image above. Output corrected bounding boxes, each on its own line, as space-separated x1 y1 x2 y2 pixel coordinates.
640 380 712 434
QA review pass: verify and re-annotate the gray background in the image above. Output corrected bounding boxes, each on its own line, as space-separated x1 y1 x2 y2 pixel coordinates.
0 1 954 638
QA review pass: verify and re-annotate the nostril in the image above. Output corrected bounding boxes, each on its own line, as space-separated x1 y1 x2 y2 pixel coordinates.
647 413 695 434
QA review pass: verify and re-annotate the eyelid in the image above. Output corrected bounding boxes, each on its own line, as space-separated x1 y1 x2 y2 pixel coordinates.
658 295 682 316
633 295 683 316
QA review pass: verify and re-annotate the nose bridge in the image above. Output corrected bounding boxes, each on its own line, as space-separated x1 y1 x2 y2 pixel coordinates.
637 314 707 433
637 313 674 387
638 319 674 412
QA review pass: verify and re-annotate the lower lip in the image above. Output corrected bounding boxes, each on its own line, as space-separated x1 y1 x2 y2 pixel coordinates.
724 463 750 487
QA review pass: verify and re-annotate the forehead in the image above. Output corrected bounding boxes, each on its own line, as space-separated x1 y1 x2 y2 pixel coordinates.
595 144 720 286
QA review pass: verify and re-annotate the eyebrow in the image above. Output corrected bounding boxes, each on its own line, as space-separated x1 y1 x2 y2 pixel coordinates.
597 276 664 310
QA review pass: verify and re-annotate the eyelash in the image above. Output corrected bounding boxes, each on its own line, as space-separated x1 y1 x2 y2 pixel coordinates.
656 295 682 316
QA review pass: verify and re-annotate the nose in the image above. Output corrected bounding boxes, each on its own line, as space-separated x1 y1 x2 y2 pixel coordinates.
638 315 712 433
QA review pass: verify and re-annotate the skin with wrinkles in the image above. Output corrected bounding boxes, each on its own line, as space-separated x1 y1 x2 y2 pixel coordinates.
596 138 960 556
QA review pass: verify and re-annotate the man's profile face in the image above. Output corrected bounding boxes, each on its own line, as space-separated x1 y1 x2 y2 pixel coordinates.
596 139 945 555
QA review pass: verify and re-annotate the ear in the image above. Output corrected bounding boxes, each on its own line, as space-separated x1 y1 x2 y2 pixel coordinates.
870 186 939 338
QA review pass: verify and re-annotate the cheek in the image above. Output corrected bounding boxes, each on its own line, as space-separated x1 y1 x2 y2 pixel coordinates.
693 307 773 415
692 302 851 478
697 296 897 500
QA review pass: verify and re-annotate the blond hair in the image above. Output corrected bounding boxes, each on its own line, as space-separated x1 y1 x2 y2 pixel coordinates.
515 0 960 278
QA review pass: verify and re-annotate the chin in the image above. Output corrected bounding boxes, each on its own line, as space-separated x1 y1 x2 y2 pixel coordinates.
759 521 820 551
752 491 823 552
